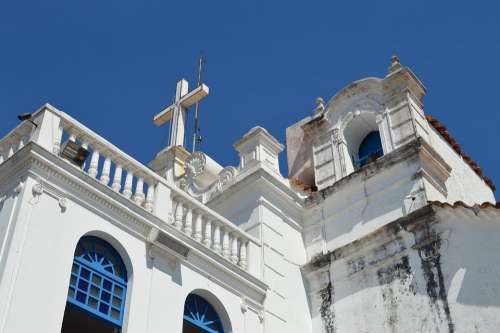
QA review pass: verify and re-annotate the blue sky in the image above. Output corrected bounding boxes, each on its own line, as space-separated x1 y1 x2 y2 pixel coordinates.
1 1 499 198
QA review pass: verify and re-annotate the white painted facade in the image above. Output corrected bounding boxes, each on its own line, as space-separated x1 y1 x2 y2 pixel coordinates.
0 58 499 332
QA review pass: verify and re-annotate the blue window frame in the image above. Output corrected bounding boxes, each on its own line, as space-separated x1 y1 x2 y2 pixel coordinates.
355 131 383 168
67 236 127 328
184 294 224 333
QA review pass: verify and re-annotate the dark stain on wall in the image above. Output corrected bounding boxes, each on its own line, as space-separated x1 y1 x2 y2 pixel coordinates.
376 255 415 331
418 237 455 333
320 281 336 333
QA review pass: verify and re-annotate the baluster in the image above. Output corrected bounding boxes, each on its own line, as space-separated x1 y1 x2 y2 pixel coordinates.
174 201 184 230
7 141 14 158
213 223 221 253
133 178 145 205
112 164 123 192
81 141 89 169
203 220 212 247
230 235 239 264
144 184 155 212
88 150 100 178
100 157 111 185
184 206 193 236
222 228 230 259
194 212 203 242
239 241 248 270
123 171 133 198
18 136 26 150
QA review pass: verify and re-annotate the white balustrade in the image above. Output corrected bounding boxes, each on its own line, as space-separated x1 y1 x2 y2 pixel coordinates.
7 143 14 158
18 136 26 150
230 235 239 264
0 120 33 166
168 193 257 272
112 164 123 192
239 241 248 269
123 171 133 198
42 112 160 215
88 150 100 178
81 141 89 169
203 220 212 247
133 178 145 205
0 106 257 272
100 157 111 185
213 223 222 253
184 206 193 236
174 201 184 230
4 137 24 159
222 228 230 259
144 184 155 213
194 212 203 242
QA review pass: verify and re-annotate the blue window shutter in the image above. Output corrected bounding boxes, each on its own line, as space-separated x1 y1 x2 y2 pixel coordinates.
67 236 127 328
184 294 225 333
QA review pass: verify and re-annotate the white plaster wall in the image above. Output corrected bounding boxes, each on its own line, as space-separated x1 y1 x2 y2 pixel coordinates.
0 175 262 333
305 209 500 333
208 179 312 333
0 186 20 282
435 210 500 332
303 158 421 260
427 126 495 204
325 246 452 332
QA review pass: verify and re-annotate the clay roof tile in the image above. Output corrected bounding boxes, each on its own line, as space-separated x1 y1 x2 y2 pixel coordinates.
426 115 496 192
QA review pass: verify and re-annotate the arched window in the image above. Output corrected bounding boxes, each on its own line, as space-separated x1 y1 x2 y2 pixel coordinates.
183 294 224 333
62 236 128 333
355 131 383 168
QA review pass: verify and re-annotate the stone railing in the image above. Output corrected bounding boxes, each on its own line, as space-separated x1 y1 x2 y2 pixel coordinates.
1 104 260 274
170 191 251 270
0 122 33 165
55 114 158 213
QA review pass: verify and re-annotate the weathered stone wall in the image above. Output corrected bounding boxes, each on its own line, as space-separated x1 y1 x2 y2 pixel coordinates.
303 205 500 333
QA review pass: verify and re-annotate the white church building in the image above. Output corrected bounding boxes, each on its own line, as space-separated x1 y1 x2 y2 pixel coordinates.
0 57 499 333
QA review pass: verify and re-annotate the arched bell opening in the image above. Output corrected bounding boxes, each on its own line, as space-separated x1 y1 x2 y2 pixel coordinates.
342 111 384 171
182 291 232 333
61 236 129 333
356 131 383 168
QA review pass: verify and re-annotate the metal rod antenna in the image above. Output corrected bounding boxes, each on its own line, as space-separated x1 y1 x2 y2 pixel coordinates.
192 52 205 153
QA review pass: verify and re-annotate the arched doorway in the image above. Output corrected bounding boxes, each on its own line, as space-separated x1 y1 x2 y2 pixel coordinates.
183 293 226 333
61 236 128 333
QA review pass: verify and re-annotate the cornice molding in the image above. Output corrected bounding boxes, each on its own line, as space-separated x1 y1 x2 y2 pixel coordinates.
209 162 306 216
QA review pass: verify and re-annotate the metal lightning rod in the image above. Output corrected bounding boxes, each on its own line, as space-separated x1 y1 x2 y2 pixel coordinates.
192 52 205 153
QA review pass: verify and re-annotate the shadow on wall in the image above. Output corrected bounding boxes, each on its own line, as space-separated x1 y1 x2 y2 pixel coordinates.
440 217 500 308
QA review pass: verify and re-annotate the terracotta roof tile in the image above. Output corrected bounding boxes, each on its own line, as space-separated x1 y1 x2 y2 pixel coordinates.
429 201 500 209
426 115 496 192
290 177 317 194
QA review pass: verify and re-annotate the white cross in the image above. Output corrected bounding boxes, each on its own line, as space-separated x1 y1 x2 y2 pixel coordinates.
154 79 209 149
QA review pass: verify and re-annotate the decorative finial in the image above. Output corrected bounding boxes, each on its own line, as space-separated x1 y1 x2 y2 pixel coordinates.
389 55 403 74
314 97 325 115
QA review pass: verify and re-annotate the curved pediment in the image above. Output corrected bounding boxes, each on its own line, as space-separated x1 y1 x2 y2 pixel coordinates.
324 77 384 128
